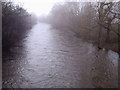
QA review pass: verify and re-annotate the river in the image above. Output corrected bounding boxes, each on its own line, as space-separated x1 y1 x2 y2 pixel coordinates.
2 23 118 88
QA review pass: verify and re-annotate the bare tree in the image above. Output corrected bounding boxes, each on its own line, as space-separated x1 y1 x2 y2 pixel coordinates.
49 1 119 53
97 1 119 49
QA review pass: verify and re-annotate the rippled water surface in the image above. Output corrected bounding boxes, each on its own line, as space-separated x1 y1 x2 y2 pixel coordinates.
2 23 118 88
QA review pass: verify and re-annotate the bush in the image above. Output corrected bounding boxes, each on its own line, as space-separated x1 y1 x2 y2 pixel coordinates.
2 1 36 52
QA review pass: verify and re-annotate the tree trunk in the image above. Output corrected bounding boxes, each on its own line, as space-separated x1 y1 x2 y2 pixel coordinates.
98 25 102 48
106 29 110 43
118 19 120 56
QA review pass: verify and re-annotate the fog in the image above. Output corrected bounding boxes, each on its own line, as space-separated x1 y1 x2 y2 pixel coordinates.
12 0 64 16
2 0 119 88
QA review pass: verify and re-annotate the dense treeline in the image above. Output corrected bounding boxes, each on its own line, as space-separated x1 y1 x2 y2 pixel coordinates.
2 1 37 52
48 2 120 53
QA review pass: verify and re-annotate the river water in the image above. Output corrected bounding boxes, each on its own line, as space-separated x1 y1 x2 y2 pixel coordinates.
2 23 118 88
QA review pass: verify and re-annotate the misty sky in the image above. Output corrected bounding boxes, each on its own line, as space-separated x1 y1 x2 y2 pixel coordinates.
12 0 64 16
12 0 119 16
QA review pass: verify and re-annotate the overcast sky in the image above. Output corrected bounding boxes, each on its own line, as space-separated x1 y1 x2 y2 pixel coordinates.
12 0 64 16
11 0 119 16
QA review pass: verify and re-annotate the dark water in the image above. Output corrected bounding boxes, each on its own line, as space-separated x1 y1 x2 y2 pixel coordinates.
2 23 118 88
